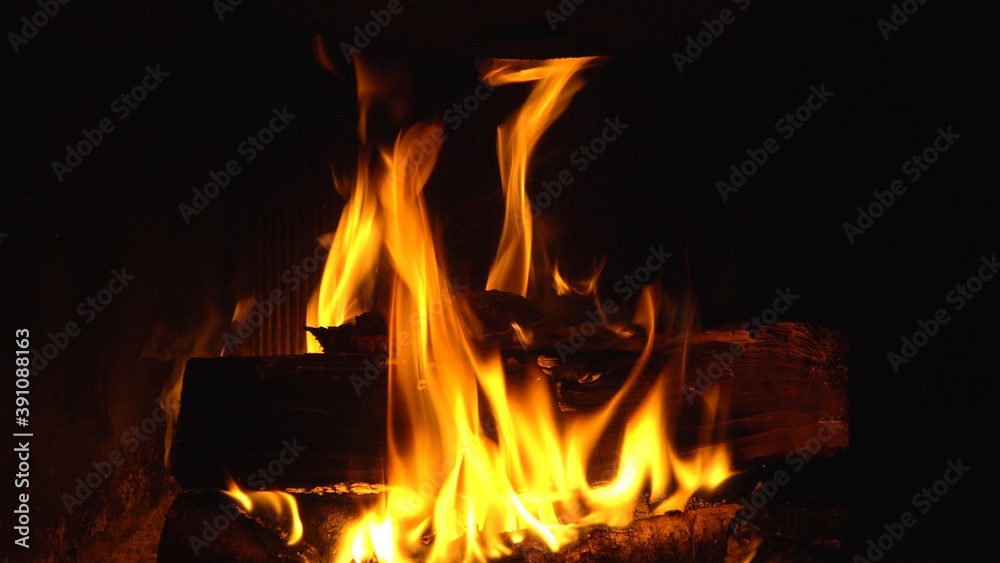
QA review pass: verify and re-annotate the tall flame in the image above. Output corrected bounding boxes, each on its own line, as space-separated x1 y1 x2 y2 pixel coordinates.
306 56 400 351
314 57 733 562
483 58 599 297
306 156 383 350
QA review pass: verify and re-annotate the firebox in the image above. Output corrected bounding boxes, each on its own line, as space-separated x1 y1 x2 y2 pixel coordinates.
149 4 853 559
19 0 994 561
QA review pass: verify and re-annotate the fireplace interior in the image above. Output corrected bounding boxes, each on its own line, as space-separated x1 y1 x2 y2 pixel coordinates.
4 0 994 561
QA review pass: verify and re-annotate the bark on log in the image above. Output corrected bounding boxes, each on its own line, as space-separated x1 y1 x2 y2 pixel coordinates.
497 504 744 563
171 322 846 489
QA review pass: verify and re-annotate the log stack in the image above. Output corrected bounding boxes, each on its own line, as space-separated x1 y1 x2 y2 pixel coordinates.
171 321 846 489
162 315 847 561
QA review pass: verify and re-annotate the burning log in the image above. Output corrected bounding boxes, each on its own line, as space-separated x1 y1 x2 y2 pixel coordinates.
157 489 317 562
158 488 755 562
551 322 848 470
170 321 846 490
497 504 746 563
305 290 545 353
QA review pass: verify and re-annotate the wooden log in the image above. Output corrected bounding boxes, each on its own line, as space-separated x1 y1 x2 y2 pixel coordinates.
497 504 744 563
157 489 318 562
157 489 753 563
170 322 846 489
549 322 849 472
304 290 545 353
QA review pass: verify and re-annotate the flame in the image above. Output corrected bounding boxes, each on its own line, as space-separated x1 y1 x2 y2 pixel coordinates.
510 321 533 349
552 258 605 296
733 536 762 563
312 34 341 77
551 263 574 296
224 480 303 545
483 58 600 297
230 296 255 325
331 129 732 561
144 305 228 467
306 57 397 351
321 57 732 562
306 156 383 350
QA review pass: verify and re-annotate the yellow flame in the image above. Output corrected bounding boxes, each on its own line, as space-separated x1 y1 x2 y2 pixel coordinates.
332 120 733 561
552 258 605 296
324 57 732 562
306 158 383 347
306 57 396 352
224 481 303 545
510 321 533 348
482 57 600 297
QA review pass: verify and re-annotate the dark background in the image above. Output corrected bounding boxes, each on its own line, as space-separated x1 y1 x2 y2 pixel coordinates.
2 0 996 560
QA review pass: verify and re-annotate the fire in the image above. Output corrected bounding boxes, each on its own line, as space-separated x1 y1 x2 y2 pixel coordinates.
483 57 600 298
224 480 303 546
306 56 734 561
305 158 383 352
305 57 392 352
146 305 229 467
552 258 605 296
509 321 533 348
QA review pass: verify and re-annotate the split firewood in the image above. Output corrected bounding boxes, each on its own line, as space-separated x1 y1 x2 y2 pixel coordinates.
305 290 544 353
171 322 845 490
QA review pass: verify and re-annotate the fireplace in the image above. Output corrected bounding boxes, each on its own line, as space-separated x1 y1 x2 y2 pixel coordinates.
8 0 991 561
140 41 855 559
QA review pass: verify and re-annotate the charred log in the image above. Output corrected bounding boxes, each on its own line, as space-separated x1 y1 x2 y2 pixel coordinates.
158 489 754 563
171 322 845 490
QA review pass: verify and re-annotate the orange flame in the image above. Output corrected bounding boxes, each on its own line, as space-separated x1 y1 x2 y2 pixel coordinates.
312 34 341 77
316 57 733 562
305 157 383 350
552 258 605 296
224 480 303 545
482 58 600 297
305 56 400 351
145 305 228 467
510 321 533 349
331 128 732 561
